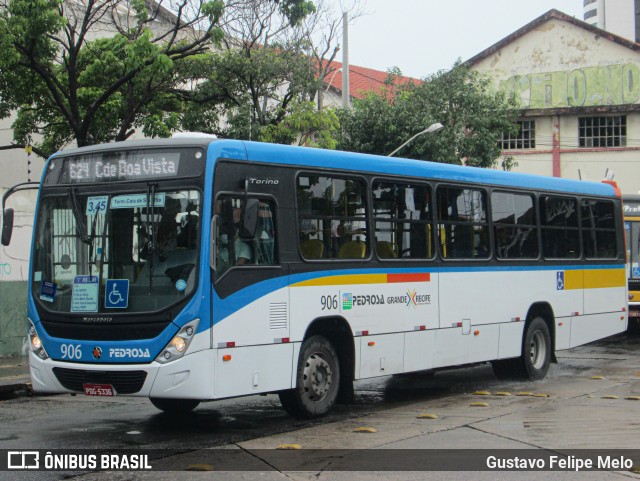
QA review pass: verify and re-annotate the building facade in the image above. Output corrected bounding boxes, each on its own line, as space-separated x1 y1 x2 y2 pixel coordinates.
468 9 640 195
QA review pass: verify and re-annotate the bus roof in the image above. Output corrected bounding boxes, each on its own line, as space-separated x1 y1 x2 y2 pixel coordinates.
234 140 616 198
49 137 617 198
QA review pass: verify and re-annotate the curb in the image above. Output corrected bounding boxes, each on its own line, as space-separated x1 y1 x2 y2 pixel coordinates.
0 356 31 398
0 379 31 397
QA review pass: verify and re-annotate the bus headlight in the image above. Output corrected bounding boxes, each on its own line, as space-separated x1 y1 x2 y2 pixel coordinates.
171 337 187 352
156 319 199 364
28 319 49 360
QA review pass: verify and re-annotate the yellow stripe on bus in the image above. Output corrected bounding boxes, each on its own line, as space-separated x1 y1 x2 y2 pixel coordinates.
292 272 431 287
564 268 625 290
292 274 388 287
584 268 626 289
563 270 583 289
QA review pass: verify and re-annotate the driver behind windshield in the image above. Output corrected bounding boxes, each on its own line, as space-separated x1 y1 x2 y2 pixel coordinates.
137 198 196 291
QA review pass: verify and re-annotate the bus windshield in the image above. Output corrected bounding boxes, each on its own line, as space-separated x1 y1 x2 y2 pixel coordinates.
32 188 200 314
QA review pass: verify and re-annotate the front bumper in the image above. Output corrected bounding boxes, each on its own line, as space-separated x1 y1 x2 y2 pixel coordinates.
29 348 216 400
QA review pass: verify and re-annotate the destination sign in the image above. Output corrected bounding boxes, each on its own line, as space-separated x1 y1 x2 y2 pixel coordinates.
59 152 180 183
624 202 640 215
45 147 205 185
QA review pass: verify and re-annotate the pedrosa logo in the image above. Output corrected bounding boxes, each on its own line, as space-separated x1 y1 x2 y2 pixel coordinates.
109 348 151 358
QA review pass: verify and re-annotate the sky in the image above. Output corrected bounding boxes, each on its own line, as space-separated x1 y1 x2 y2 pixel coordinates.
347 0 585 79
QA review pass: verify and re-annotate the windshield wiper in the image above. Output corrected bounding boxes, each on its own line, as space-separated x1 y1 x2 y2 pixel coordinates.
145 183 159 290
69 187 91 244
69 187 97 275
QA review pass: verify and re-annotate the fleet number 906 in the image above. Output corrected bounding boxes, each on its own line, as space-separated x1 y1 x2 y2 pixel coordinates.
61 344 82 360
320 295 338 310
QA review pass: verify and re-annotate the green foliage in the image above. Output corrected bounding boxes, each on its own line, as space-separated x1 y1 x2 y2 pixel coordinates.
183 45 331 146
130 0 150 23
0 0 229 157
258 101 339 149
0 0 329 157
274 0 317 26
338 61 519 169
202 0 225 21
5 0 65 59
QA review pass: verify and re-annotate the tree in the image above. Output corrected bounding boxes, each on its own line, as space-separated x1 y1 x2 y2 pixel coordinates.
180 0 342 147
337 62 519 169
0 0 315 158
258 100 339 148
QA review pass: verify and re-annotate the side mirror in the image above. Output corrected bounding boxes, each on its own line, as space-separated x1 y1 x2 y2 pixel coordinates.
239 199 259 240
1 208 14 246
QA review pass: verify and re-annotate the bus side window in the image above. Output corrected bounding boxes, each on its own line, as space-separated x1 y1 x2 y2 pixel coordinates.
540 196 580 259
215 196 277 275
255 201 276 265
296 174 369 260
581 199 617 259
491 191 539 259
372 180 434 260
436 186 489 259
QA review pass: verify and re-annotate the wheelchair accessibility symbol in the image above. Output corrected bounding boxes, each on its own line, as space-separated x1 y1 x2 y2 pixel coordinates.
556 271 565 290
105 279 129 308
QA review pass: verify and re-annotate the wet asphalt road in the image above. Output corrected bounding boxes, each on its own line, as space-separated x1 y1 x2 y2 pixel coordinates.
1 333 639 479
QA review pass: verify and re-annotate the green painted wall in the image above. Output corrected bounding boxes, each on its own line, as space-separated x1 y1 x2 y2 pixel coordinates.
0 281 27 356
499 63 640 109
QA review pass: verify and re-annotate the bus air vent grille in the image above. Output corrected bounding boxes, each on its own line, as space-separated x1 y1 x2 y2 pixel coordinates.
269 302 288 330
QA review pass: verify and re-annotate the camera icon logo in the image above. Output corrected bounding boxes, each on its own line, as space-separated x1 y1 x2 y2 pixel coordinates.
7 451 39 469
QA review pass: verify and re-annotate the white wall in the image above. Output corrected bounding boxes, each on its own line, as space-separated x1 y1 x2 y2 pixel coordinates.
0 189 37 282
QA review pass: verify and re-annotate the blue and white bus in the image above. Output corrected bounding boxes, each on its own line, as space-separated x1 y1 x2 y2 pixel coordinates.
1 137 627 418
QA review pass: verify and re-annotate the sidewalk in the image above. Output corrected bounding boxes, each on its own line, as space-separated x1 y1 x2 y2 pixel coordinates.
0 354 30 396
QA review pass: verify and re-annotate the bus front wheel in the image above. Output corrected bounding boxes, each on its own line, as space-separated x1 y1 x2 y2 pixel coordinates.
279 335 340 419
150 397 200 414
492 317 551 381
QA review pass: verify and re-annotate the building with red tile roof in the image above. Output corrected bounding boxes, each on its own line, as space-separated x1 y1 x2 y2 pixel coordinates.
320 60 422 102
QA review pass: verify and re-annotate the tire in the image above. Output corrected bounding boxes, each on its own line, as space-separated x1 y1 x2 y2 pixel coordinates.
491 317 551 381
279 335 340 419
150 397 200 414
628 317 640 336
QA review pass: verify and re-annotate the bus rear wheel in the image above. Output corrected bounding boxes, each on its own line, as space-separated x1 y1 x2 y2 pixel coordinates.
279 335 340 419
150 397 200 414
492 317 551 381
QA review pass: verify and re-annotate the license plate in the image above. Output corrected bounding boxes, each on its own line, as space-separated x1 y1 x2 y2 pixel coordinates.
83 383 116 396
629 310 640 318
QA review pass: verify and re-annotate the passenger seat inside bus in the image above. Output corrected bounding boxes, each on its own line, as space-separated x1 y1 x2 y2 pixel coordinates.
376 240 398 259
338 240 366 259
300 239 325 259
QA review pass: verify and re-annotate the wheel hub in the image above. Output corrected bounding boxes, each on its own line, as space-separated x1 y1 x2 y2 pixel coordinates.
303 353 333 401
529 330 546 369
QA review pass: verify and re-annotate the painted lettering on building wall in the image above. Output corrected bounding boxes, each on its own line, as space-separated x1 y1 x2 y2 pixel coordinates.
0 263 10 276
499 63 640 109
